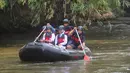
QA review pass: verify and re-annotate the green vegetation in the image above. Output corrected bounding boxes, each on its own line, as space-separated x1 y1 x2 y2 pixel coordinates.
18 0 55 26
0 0 130 32
0 0 6 9
71 0 130 24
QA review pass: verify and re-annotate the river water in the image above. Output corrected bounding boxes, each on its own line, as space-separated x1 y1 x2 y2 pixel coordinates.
0 40 130 73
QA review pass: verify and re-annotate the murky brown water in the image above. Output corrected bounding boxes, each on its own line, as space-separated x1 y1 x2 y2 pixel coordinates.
0 40 130 73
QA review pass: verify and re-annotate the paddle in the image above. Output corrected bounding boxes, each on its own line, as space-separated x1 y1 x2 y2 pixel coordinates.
34 26 46 42
75 29 90 61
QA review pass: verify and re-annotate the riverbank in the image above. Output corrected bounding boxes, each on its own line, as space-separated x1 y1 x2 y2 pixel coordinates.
86 23 130 40
1 22 130 47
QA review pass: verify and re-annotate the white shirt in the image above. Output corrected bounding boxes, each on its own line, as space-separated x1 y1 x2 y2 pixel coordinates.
42 33 55 42
55 32 68 46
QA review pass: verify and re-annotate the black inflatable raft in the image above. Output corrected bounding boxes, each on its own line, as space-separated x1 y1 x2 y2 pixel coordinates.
19 42 91 62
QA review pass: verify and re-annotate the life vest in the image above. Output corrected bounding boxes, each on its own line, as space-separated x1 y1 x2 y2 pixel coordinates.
71 33 83 43
45 32 52 42
57 34 65 44
64 26 72 35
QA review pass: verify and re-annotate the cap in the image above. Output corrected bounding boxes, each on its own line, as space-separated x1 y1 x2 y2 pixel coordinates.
58 25 64 30
46 26 51 30
63 19 69 22
77 26 83 30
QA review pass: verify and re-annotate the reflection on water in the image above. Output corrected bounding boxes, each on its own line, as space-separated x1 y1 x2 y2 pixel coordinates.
0 40 130 73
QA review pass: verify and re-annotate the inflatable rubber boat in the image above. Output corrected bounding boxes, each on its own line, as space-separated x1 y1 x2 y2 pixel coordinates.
19 42 91 62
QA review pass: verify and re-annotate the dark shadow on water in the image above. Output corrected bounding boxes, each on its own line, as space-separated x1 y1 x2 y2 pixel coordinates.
0 33 37 47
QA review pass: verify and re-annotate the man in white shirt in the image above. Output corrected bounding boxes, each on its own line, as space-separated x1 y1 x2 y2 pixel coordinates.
40 26 55 44
55 25 68 49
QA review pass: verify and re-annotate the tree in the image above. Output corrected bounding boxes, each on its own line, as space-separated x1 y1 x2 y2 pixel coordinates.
70 0 130 25
0 0 130 32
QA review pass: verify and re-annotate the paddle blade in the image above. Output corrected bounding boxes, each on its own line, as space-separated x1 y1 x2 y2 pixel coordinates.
84 55 90 61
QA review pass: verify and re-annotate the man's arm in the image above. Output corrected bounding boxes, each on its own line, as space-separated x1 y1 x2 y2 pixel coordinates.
68 27 77 36
50 33 55 42
55 35 58 45
47 23 56 33
51 26 56 33
40 33 46 41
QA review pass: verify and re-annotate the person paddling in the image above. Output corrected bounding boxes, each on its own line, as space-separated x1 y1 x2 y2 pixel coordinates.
67 26 86 50
55 25 68 49
40 26 55 44
63 19 73 35
45 23 56 33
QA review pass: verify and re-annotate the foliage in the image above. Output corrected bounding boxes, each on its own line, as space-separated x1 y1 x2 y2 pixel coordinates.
17 0 55 26
0 0 7 9
0 0 130 32
71 0 130 25
0 0 55 26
